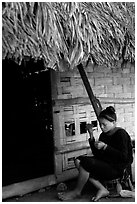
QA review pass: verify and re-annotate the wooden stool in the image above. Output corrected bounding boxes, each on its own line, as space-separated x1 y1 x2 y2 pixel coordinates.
103 166 134 197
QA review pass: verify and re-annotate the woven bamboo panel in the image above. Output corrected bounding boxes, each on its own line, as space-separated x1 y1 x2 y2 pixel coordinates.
53 103 99 146
52 72 100 175
62 149 91 171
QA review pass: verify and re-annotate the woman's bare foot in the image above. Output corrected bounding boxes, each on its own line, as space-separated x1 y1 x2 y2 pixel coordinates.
58 190 81 201
92 189 109 201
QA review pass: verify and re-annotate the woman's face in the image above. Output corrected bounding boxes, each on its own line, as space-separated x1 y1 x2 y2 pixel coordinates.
99 118 115 133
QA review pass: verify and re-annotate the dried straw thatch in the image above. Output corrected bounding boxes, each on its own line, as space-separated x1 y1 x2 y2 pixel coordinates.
2 2 135 71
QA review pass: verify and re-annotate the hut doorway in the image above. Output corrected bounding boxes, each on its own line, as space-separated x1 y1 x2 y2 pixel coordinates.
2 59 54 186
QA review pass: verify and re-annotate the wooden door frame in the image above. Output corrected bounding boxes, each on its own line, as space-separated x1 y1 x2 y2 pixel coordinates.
2 69 57 200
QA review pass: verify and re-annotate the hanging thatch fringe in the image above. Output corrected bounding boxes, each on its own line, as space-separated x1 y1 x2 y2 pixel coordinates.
2 2 135 71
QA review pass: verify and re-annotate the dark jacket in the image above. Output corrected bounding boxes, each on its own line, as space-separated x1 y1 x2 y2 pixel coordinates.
89 127 133 172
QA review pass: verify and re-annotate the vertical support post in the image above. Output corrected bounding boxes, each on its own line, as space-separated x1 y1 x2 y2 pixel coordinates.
77 63 102 121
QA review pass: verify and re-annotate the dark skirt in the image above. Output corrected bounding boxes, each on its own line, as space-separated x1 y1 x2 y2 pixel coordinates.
77 155 122 181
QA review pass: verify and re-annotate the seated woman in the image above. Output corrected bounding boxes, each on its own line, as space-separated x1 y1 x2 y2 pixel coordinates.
58 106 133 201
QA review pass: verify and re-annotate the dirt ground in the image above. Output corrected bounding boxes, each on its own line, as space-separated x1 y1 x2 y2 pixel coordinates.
3 179 135 202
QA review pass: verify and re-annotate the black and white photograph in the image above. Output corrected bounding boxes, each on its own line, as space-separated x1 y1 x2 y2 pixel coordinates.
2 2 135 202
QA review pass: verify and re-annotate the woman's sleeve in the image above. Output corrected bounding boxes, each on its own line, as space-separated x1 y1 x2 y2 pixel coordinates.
88 137 101 157
102 129 130 163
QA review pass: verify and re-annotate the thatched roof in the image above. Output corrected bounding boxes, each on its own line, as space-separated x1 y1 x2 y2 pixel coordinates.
2 2 135 71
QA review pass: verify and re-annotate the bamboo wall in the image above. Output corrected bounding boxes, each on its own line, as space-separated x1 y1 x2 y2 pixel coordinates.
51 61 135 182
3 62 135 199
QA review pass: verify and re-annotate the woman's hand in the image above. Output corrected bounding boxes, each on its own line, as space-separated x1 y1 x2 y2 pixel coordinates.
94 141 106 150
86 124 94 140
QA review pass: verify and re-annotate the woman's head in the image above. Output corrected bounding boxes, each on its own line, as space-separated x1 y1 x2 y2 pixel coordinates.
99 106 117 133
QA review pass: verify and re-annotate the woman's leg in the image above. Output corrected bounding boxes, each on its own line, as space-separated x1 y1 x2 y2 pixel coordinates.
74 158 80 170
77 156 121 201
58 165 89 201
89 177 109 201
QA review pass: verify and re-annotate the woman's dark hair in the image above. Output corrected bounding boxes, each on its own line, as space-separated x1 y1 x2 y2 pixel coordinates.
99 106 117 122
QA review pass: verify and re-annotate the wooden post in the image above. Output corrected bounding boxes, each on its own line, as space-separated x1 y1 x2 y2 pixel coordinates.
77 63 102 120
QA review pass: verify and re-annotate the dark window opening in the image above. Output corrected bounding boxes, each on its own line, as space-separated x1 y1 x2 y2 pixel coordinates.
80 122 87 134
91 120 98 130
65 122 75 136
80 120 98 135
